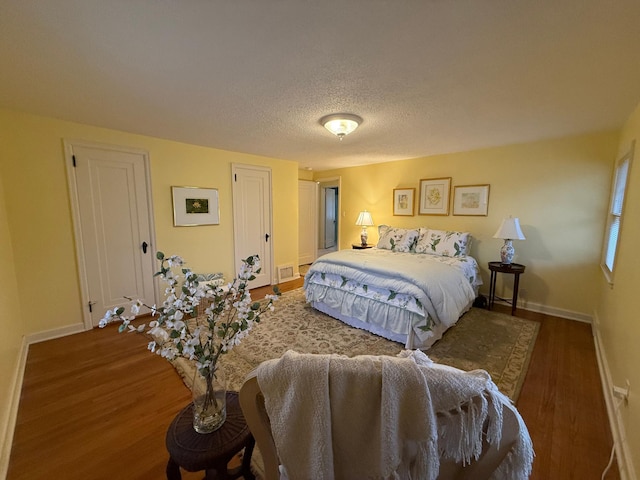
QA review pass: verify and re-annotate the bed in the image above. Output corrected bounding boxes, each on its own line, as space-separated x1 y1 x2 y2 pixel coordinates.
304 226 482 350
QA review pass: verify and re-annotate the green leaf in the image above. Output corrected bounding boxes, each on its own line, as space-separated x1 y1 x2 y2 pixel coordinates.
388 291 397 300
156 251 165 260
170 330 180 338
115 307 125 315
251 302 260 310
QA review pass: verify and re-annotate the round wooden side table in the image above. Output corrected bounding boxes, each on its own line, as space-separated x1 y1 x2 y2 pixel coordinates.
488 261 526 316
165 392 255 480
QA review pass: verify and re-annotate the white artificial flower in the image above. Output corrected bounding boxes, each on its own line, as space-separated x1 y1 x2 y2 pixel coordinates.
99 252 278 387
131 300 142 315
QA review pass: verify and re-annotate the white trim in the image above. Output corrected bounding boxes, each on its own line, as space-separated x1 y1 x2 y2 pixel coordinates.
25 323 86 345
316 176 342 249
484 296 593 323
0 337 28 480
63 139 159 330
592 311 637 480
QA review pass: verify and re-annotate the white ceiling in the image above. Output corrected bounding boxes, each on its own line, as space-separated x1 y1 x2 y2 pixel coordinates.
2 1 640 171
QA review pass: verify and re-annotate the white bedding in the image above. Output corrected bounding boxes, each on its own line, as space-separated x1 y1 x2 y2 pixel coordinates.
304 248 481 349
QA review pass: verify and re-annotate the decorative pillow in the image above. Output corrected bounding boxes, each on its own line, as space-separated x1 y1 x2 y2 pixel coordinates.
415 229 471 257
376 227 418 252
378 224 390 238
413 227 431 253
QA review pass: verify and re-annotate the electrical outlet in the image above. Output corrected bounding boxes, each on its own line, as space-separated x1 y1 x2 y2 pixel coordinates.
613 381 630 402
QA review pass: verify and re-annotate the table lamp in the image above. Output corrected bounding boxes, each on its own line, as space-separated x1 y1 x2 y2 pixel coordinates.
493 216 525 264
355 210 374 246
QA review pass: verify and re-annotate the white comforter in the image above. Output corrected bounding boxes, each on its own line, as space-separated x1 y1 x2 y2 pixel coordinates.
304 248 481 347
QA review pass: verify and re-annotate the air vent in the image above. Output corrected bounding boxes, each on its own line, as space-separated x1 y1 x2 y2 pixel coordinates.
277 264 295 283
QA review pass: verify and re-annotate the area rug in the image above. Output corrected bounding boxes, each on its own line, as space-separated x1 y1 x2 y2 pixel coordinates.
172 287 539 401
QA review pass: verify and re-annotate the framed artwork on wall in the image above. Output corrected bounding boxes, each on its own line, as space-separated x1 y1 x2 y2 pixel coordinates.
453 184 490 216
172 186 220 226
393 188 415 216
419 177 451 215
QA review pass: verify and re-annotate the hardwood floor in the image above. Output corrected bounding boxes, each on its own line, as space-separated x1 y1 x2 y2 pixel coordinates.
7 279 619 479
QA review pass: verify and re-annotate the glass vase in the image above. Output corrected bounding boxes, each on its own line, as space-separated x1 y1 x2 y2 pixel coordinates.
191 365 226 434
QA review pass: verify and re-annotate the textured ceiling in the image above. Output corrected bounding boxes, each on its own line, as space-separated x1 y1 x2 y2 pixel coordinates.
1 1 640 171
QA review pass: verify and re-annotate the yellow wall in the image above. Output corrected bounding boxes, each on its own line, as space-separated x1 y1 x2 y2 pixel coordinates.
319 132 619 318
0 166 24 471
596 102 640 478
298 168 314 180
0 108 299 336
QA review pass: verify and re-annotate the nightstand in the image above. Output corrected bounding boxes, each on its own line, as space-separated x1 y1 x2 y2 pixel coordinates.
352 244 373 250
488 262 526 316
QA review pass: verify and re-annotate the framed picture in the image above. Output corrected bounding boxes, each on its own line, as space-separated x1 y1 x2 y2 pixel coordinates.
419 177 451 215
453 184 490 216
172 186 220 226
393 188 415 216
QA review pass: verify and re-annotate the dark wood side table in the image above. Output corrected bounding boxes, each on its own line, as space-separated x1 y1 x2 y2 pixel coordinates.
352 244 373 249
165 392 255 480
488 262 526 316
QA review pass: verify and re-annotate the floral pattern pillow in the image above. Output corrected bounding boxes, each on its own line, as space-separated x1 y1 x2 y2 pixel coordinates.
415 229 471 257
376 227 419 252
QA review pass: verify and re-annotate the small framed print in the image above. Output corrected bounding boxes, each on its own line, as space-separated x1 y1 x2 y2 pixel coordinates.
172 186 220 226
419 177 451 215
453 184 490 216
393 188 415 216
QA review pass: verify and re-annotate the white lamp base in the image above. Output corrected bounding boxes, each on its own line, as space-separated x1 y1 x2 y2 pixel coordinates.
360 227 368 246
500 239 515 264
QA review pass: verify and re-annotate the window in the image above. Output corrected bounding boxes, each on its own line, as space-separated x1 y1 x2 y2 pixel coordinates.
602 144 634 284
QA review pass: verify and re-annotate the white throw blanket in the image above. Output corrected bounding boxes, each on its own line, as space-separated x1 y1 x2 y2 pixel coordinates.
256 350 533 480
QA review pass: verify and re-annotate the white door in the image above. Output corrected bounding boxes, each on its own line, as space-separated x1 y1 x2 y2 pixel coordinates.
232 164 272 288
66 142 156 328
298 180 318 265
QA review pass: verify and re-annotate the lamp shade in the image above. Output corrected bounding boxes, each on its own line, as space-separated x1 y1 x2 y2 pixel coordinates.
493 216 525 240
355 210 374 226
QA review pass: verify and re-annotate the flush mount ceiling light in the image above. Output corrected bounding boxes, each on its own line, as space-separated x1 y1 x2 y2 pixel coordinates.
320 113 363 140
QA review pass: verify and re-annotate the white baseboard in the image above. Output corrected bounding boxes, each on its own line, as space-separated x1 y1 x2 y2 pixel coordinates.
25 322 86 345
487 297 592 323
592 311 637 480
0 337 29 480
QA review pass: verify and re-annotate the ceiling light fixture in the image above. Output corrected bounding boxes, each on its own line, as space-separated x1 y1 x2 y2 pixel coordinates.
320 113 363 140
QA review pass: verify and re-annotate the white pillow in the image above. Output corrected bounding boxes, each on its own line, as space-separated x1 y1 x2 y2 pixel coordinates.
376 227 418 252
415 229 471 257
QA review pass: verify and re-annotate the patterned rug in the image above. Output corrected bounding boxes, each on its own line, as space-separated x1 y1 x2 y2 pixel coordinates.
172 287 539 401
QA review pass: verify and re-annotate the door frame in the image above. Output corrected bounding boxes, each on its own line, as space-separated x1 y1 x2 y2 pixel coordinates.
298 179 318 265
316 176 342 250
63 139 158 330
